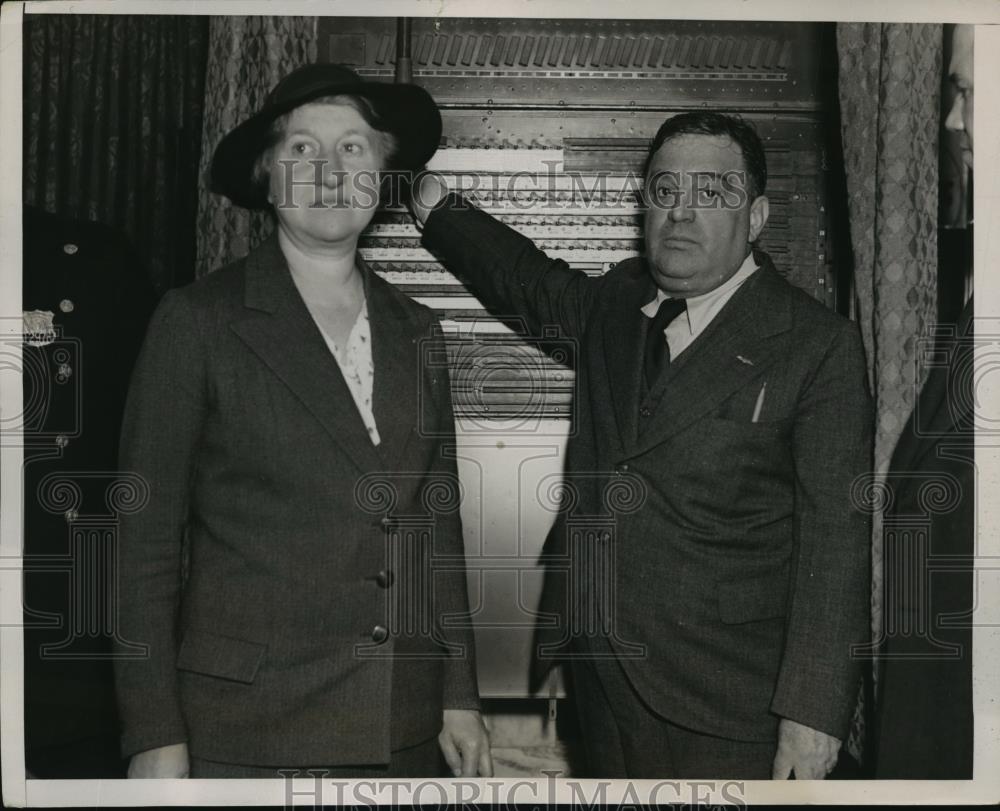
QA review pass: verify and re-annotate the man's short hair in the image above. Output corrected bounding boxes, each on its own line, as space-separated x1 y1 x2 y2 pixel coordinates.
644 111 767 201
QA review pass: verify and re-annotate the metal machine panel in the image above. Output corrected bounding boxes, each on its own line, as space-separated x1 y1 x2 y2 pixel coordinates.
321 16 838 697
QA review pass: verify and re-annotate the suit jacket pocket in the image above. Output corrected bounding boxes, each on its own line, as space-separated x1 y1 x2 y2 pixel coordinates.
176 628 267 684
706 414 792 436
717 568 790 624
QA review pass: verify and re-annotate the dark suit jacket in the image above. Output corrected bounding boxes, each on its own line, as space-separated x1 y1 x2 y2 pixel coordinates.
422 195 873 743
113 234 479 767
873 297 974 778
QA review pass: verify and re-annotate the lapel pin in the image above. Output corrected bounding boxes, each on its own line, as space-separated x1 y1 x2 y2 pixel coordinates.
736 355 754 366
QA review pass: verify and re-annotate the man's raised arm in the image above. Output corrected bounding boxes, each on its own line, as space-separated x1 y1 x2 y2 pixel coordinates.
411 173 606 343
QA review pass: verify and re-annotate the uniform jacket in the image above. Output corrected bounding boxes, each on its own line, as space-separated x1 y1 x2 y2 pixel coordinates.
22 207 155 759
422 195 873 743
113 234 479 767
874 297 974 778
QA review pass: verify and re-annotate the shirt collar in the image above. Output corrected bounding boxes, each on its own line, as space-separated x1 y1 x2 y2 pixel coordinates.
640 251 760 334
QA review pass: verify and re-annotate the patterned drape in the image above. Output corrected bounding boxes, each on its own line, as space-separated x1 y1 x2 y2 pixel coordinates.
23 15 209 294
194 16 318 277
836 22 942 763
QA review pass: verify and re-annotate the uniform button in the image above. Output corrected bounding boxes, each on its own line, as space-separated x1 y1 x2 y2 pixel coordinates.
62 244 78 255
379 516 395 532
55 434 69 449
639 406 652 418
616 463 629 475
371 625 388 643
59 299 75 313
57 363 72 380
64 509 78 523
600 530 612 543
375 569 394 588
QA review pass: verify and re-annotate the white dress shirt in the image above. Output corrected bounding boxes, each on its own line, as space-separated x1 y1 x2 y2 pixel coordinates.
640 251 760 361
280 231 381 446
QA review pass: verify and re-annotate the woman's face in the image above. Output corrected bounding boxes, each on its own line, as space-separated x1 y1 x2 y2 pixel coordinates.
267 102 385 251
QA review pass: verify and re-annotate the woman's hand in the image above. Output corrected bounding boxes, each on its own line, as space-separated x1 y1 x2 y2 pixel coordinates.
438 709 493 777
772 719 841 779
127 742 190 778
408 172 451 227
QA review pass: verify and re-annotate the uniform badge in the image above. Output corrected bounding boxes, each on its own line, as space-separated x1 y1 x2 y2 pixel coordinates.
23 310 57 347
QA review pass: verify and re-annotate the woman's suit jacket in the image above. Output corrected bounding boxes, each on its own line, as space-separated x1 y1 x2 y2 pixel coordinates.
113 234 479 767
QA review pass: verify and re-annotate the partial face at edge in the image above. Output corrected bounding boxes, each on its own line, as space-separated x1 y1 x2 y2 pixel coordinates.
945 24 974 168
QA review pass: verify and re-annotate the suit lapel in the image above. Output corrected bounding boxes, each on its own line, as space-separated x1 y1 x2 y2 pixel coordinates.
229 234 384 475
366 261 423 471
625 262 792 458
603 266 656 449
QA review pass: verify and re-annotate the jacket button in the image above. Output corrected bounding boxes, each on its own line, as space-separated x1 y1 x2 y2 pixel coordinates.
55 435 69 449
616 463 629 475
375 570 394 588
600 530 612 543
639 406 651 418
379 516 395 532
64 509 78 523
371 625 388 643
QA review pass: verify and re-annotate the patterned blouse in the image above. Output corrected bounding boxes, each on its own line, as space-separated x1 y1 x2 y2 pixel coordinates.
279 230 380 447
315 301 381 447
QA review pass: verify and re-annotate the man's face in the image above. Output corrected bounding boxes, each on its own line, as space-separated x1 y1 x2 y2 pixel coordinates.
644 134 769 298
945 24 974 168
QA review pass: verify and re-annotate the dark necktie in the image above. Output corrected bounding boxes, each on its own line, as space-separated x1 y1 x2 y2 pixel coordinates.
644 297 687 389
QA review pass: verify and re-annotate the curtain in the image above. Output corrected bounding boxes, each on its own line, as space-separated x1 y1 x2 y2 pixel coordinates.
836 22 942 764
23 15 209 295
195 16 318 277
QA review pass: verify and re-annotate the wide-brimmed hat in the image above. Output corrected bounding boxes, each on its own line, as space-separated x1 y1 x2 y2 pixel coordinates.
210 63 441 210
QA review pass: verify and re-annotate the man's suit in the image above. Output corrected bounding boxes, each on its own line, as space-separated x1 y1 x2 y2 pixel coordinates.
873 297 974 778
113 234 479 768
421 195 872 758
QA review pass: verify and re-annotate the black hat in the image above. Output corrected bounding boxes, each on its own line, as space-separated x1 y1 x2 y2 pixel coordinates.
210 63 442 210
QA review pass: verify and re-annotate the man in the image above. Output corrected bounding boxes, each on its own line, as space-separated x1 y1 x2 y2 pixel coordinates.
411 111 872 779
873 24 975 779
22 207 156 778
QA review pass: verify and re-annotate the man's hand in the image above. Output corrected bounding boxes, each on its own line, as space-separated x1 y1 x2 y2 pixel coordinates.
408 172 451 227
772 719 840 779
439 709 493 777
127 742 190 778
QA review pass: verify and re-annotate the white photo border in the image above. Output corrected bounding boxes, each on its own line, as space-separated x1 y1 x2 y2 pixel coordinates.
2 0 999 806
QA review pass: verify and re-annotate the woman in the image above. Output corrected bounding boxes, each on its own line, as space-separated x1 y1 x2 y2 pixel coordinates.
113 64 491 779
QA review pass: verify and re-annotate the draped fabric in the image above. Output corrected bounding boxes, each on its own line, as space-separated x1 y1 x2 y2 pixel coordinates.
23 15 209 295
836 22 942 764
195 16 318 277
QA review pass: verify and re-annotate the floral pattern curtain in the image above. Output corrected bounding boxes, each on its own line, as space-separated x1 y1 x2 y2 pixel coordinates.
195 16 318 277
836 22 942 763
23 15 209 294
